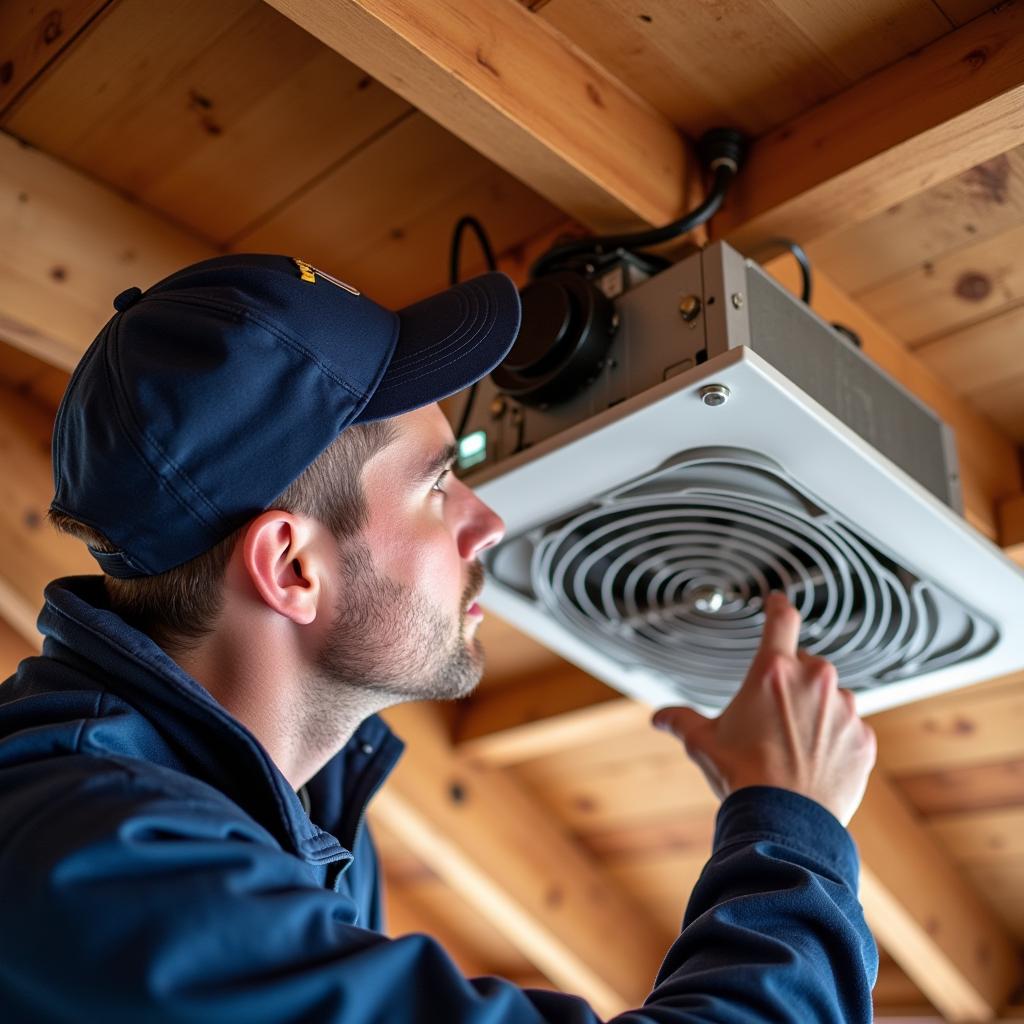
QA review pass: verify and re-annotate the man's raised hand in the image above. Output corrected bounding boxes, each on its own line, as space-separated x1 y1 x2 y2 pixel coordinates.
651 591 877 826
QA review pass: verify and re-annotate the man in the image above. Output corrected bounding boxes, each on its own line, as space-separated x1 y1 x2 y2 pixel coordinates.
0 254 877 1022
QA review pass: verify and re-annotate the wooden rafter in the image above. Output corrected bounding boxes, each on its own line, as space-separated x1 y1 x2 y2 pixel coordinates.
261 0 691 232
716 2 1024 250
854 774 1022 1022
374 702 669 1017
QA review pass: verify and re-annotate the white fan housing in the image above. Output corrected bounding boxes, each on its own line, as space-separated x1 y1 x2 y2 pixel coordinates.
460 243 1024 715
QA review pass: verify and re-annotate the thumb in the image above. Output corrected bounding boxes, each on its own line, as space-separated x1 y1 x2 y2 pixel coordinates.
652 705 711 750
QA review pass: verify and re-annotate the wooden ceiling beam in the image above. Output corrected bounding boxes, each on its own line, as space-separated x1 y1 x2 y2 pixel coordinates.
261 0 692 233
717 2 1024 251
374 701 670 1018
853 773 1022 1022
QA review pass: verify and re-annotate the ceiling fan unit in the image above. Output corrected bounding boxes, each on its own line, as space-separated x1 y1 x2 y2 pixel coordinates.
458 242 1024 715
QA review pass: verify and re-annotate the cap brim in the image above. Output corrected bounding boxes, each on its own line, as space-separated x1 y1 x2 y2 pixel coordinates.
354 272 521 423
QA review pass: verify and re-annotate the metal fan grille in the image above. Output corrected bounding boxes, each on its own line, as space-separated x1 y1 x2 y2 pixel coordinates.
489 448 997 709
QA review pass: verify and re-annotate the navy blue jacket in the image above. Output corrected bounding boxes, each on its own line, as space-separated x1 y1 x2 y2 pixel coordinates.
0 577 877 1022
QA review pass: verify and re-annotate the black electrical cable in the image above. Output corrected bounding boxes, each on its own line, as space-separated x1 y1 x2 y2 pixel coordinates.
530 164 736 279
449 215 498 441
751 237 813 305
751 237 862 348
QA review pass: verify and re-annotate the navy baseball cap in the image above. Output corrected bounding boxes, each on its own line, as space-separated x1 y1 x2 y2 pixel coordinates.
50 253 521 578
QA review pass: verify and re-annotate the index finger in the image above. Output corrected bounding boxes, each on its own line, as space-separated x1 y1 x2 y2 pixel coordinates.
758 591 802 658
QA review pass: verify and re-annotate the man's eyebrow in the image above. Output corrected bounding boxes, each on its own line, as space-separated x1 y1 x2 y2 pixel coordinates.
415 442 460 483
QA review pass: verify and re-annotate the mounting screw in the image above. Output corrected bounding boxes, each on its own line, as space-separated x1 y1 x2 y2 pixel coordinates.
730 292 744 310
490 396 506 418
699 384 730 407
678 294 701 322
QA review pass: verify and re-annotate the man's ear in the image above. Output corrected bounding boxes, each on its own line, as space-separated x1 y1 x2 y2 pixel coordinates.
240 510 327 625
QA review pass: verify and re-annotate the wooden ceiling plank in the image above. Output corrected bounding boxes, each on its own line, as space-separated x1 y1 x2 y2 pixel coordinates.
261 0 691 232
853 773 1022 1022
929 805 1024 864
381 877 495 977
912 301 1024 399
872 682 1024 777
455 665 643 766
384 872 537 977
937 0 1011 26
0 131 215 370
716 3 1024 252
853 222 1024 346
807 147 1024 296
0 380 94 644
898 758 1024 818
0 0 113 118
4 0 415 247
372 702 670 1017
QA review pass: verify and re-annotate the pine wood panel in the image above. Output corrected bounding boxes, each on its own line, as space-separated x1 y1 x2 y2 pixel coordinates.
0 380 98 631
963 862 1024 942
236 112 562 309
0 130 214 370
808 148 1024 295
266 0 692 233
385 872 538 978
937 0 1008 25
0 0 112 117
3 0 414 246
855 222 1024 346
899 758 1024 817
532 0 952 136
512 724 717 834
873 677 1024 776
910 303 1024 441
929 806 1024 863
852 773 1022 1022
604 849 707 941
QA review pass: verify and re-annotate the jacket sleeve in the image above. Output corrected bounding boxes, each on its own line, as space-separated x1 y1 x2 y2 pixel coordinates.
0 761 875 1024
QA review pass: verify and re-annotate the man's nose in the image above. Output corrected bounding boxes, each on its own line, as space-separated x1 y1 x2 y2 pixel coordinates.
459 493 505 560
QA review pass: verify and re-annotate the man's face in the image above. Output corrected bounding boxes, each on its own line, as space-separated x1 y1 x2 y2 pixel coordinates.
314 404 505 703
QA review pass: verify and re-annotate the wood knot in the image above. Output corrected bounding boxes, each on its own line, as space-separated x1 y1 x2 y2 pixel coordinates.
50 265 67 282
954 271 991 302
0 61 13 85
963 47 987 71
41 10 63 45
448 780 467 804
475 47 499 78
585 82 605 108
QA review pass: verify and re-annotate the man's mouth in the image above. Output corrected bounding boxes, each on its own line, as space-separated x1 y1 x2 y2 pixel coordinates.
466 600 483 618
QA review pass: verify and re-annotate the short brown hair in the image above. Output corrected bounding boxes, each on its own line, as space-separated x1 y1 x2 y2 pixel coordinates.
48 421 395 655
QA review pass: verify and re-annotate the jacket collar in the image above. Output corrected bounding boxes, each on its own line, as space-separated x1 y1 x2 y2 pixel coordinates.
35 576 404 865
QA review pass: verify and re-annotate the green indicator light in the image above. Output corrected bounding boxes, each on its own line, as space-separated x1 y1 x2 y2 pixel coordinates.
457 430 487 469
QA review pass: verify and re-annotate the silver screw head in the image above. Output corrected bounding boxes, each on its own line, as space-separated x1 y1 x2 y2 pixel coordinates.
699 383 730 407
730 292 744 310
678 294 701 322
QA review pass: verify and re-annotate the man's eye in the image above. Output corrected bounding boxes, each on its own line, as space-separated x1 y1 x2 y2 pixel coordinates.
432 469 451 494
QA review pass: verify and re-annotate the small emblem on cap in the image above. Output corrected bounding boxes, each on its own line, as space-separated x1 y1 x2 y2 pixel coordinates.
292 258 360 296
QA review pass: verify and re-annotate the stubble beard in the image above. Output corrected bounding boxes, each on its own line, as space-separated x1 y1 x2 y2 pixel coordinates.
312 538 486 708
